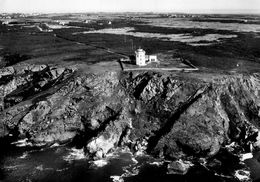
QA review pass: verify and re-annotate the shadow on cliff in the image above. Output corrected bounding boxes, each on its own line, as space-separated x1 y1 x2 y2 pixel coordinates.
146 85 210 154
70 106 122 149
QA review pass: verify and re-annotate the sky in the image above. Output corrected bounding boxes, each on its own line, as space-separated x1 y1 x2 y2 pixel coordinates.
0 0 260 14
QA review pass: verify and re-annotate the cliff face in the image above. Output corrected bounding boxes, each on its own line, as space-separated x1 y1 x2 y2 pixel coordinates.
0 64 260 165
122 72 260 160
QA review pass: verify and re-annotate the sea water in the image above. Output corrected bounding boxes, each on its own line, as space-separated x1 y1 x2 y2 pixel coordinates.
0 144 239 182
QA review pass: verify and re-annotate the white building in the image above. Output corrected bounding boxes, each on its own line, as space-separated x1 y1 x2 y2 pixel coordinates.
2 21 10 25
147 55 158 63
135 48 146 66
135 48 158 66
59 21 67 25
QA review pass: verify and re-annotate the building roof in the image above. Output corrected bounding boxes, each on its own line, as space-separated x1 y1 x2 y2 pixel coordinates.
135 48 145 53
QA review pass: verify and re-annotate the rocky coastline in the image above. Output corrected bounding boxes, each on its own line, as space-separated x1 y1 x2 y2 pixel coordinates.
0 63 260 181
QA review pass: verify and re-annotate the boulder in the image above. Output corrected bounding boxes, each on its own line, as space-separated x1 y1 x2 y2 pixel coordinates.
85 119 130 159
167 159 193 175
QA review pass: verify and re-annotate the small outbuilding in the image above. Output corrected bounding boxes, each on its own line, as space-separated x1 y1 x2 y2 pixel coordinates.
147 55 158 63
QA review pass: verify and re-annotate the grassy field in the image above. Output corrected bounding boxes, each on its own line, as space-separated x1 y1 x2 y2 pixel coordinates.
0 13 260 73
0 23 123 67
54 26 260 72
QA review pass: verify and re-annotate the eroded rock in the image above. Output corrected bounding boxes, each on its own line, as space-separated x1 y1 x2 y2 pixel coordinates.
167 159 193 175
0 65 259 179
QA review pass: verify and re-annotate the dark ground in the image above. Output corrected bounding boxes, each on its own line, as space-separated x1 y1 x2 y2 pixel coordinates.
0 13 260 73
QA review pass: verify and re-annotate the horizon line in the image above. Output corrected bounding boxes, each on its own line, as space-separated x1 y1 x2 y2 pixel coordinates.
1 9 260 15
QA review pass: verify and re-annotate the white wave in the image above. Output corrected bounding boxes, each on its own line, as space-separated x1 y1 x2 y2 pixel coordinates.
36 165 44 171
149 161 164 166
50 143 60 148
63 148 85 162
110 164 140 182
131 157 138 164
11 138 33 147
19 152 28 159
118 147 131 153
90 159 108 167
56 167 69 172
106 152 120 158
35 165 53 171
110 176 124 182
34 142 48 147
134 151 144 156
5 164 25 170
240 153 253 161
122 165 140 177
234 170 251 181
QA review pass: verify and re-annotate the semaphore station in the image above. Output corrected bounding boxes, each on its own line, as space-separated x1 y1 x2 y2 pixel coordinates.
118 47 198 72
135 48 158 66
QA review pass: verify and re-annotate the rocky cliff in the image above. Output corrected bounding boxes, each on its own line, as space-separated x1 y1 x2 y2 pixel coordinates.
0 63 260 180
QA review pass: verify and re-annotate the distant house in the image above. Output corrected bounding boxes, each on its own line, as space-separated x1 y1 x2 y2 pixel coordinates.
2 21 9 25
135 48 158 66
59 21 67 25
37 23 53 32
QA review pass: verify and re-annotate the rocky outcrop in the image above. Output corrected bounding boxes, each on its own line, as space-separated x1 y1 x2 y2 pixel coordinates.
85 117 130 159
0 63 76 144
0 63 260 179
122 72 260 161
167 159 194 175
0 63 73 110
